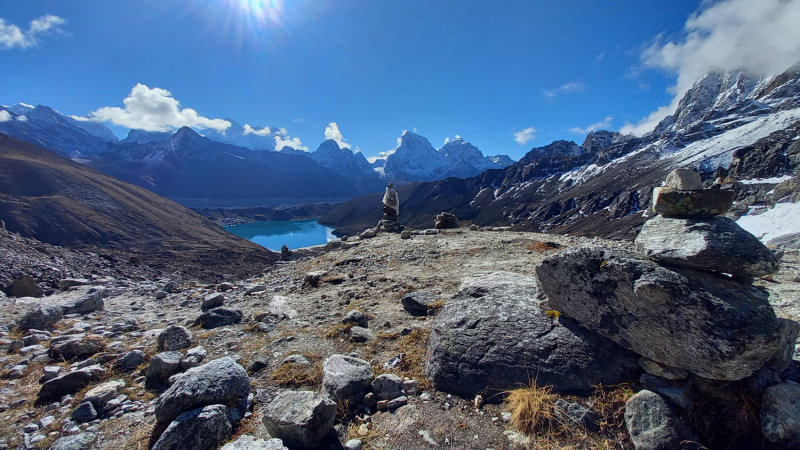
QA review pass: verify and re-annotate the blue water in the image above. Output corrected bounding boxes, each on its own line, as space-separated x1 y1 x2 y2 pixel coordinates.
223 219 336 251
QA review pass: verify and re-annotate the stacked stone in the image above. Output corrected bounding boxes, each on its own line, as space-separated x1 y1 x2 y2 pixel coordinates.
377 212 401 233
434 212 459 229
637 168 779 278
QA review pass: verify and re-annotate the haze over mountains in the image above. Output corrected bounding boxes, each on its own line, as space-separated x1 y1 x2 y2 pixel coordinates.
0 103 514 207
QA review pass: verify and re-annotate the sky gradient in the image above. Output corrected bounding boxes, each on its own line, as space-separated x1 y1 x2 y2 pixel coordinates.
3 0 799 160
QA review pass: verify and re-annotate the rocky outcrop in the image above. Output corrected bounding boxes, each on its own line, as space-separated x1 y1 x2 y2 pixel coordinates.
536 245 781 380
18 303 63 330
261 390 336 450
425 271 639 398
635 215 778 277
154 357 250 425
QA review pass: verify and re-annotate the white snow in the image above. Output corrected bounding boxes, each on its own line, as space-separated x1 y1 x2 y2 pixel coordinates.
737 201 800 242
738 175 794 185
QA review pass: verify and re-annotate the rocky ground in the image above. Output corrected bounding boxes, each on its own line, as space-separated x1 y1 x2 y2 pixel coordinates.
1 223 799 450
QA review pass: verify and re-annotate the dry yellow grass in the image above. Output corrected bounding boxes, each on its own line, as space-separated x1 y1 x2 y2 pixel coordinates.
504 380 558 436
526 241 561 252
323 322 354 339
270 356 323 388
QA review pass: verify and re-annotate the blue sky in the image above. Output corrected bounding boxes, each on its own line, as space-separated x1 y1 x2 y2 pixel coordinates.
2 0 799 160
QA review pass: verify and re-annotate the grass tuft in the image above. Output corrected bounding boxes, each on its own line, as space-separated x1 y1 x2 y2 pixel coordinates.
526 241 561 252
270 357 323 388
504 380 558 436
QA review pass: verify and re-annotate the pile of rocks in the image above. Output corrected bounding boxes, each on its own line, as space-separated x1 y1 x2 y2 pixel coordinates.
434 212 459 229
377 213 401 233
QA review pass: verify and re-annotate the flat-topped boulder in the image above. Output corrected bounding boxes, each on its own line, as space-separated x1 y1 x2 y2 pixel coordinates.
635 215 779 277
425 271 640 399
536 245 781 380
652 186 734 217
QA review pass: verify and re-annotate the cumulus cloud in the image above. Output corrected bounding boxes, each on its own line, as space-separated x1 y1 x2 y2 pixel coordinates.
324 122 351 149
569 116 613 135
243 124 271 136
0 14 65 49
277 127 288 136
622 0 800 136
0 110 10 122
16 115 28 122
274 135 308 151
82 84 231 133
543 82 586 99
514 127 537 145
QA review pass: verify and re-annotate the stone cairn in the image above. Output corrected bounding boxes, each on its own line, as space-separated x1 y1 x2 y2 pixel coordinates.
434 212 459 229
378 183 402 233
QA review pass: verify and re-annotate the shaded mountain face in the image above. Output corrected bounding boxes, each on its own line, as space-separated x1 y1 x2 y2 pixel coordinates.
322 64 800 239
310 140 374 177
0 133 277 280
120 129 173 144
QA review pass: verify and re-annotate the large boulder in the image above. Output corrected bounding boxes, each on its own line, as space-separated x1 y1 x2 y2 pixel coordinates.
652 187 734 217
157 325 194 351
18 303 63 330
221 436 288 450
50 334 106 360
535 245 781 381
624 390 696 450
635 215 779 277
322 354 374 405
60 289 104 315
146 351 183 383
154 357 250 424
10 275 44 298
261 390 336 450
371 374 405 401
151 404 232 450
424 271 639 399
195 307 243 329
760 383 800 447
37 365 106 402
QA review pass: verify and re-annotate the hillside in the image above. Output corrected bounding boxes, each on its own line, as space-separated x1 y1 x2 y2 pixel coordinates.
0 133 277 279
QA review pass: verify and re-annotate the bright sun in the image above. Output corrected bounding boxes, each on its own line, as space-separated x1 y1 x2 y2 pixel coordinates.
236 0 285 23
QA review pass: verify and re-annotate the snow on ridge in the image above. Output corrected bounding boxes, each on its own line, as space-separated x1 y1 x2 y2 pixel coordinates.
737 201 800 242
738 175 794 185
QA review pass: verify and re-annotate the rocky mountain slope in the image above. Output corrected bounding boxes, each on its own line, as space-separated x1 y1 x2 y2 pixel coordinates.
0 133 277 279
322 64 800 240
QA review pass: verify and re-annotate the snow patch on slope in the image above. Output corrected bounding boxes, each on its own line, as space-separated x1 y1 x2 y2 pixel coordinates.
737 202 800 242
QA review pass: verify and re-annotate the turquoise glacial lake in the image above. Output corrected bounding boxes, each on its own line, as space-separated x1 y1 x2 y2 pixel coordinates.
223 219 336 251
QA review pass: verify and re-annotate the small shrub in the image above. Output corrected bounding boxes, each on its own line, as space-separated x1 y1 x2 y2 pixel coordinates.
505 380 558 436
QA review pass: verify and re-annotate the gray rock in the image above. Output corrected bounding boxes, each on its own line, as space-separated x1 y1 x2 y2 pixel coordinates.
261 390 336 450
181 346 207 370
49 433 97 450
747 367 782 396
322 354 373 405
18 303 63 330
767 232 800 250
536 245 781 381
349 326 373 343
70 402 97 423
37 365 106 401
82 380 124 408
11 275 44 298
639 358 688 381
425 271 639 398
163 280 179 293
342 310 368 328
156 291 168 299
664 169 703 190
40 365 62 382
304 271 327 287
50 334 106 360
401 291 438 316
115 349 147 371
639 375 691 410
202 293 225 311
155 357 250 424
218 282 234 291
282 354 310 366
635 215 779 277
554 400 600 432
624 390 695 450
152 404 232 450
220 435 289 450
146 351 183 382
387 396 407 409
768 318 800 372
371 374 405 401
761 383 800 447
158 325 194 351
61 290 104 315
195 307 243 329
400 230 412 239
6 339 23 353
652 187 734 217
60 278 91 290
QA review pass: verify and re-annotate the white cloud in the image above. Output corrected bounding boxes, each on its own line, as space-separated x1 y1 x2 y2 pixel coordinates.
292 118 303 123
368 149 396 163
0 110 10 122
82 83 231 133
0 15 65 50
569 116 613 135
277 127 288 136
274 135 308 151
623 0 800 136
16 115 28 122
443 137 450 145
243 124 271 136
455 134 461 140
543 81 586 99
514 127 537 145
324 121 351 149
